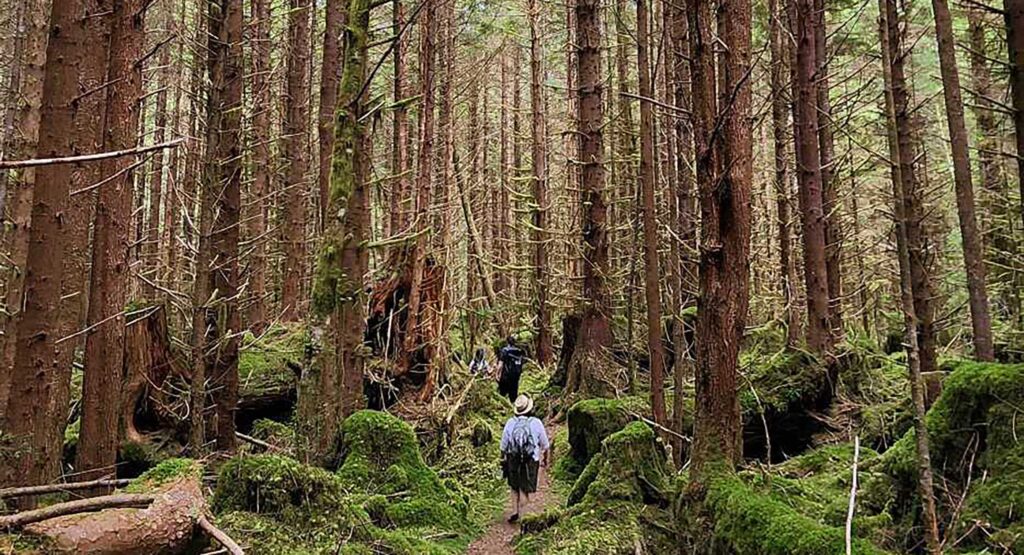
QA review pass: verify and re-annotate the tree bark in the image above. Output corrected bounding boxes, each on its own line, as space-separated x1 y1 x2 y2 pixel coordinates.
814 0 843 339
528 0 552 366
770 0 799 348
3 0 110 491
1005 0 1024 229
791 0 832 358
637 0 667 427
568 0 614 394
878 0 941 550
247 0 272 331
77 0 147 480
0 0 48 421
689 0 750 477
317 0 345 234
390 0 410 235
280 0 312 321
930 0 995 361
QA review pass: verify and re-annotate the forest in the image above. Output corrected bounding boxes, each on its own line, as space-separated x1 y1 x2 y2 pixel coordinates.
0 0 1022 550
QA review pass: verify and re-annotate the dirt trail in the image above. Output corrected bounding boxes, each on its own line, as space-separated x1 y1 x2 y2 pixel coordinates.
466 429 562 555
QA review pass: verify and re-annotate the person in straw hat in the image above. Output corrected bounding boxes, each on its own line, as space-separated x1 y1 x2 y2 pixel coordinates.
500 394 550 522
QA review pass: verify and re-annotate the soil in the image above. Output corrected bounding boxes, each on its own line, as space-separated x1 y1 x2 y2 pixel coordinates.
467 429 561 555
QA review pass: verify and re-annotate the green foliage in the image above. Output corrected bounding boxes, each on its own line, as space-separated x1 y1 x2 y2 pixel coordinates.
251 418 296 450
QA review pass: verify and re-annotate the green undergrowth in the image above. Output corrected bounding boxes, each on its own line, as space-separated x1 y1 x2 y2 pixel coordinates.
696 468 894 555
213 408 498 554
124 457 200 493
518 421 676 555
239 324 307 397
558 397 646 483
872 360 1024 553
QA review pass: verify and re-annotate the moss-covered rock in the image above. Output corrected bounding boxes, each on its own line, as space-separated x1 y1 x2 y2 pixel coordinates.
213 454 345 517
564 398 639 479
337 410 468 529
876 360 1024 553
239 324 307 397
568 422 669 507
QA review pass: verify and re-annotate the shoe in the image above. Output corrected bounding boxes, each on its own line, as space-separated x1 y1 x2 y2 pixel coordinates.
508 513 520 523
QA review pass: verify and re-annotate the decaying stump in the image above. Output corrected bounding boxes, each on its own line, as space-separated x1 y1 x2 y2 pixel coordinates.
366 249 447 406
22 476 205 553
122 305 184 444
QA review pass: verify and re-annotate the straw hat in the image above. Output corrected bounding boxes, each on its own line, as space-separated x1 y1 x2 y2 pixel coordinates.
513 394 534 416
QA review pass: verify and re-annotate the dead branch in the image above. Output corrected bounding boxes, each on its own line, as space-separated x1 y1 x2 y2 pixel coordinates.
0 138 184 169
0 494 155 529
0 479 132 499
198 515 245 555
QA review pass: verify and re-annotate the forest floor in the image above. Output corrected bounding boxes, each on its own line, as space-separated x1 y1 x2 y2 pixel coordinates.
467 426 562 555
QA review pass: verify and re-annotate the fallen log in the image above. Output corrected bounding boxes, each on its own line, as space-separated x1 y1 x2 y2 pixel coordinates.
0 494 155 529
0 479 132 500
22 476 205 553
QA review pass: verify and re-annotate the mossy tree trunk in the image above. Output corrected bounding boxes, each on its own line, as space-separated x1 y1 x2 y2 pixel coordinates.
306 0 370 464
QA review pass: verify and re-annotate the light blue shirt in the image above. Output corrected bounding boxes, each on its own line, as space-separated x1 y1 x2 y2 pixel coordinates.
500 416 550 462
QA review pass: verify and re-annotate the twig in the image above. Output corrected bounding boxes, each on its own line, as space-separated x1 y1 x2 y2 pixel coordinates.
0 494 155 529
0 478 131 499
0 138 185 169
845 436 860 555
197 515 245 555
234 432 281 453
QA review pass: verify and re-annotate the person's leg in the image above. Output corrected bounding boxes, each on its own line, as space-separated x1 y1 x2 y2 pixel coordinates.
509 491 521 522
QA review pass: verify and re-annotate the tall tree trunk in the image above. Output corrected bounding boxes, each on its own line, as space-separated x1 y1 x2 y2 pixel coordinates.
568 0 614 394
0 0 48 421
402 0 436 373
247 0 271 330
317 0 344 233
529 0 552 366
878 0 941 549
769 0 799 348
689 0 751 477
77 0 146 480
3 0 110 490
930 0 995 361
1005 0 1024 229
814 0 843 339
637 0 666 426
390 0 410 235
309 0 370 461
192 0 243 454
497 44 511 306
791 0 832 358
144 14 171 297
280 0 311 320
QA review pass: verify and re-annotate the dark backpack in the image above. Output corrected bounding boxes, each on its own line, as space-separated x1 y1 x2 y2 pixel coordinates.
501 346 525 379
507 417 536 458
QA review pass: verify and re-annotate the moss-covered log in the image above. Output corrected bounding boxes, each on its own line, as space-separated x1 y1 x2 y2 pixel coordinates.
563 398 637 479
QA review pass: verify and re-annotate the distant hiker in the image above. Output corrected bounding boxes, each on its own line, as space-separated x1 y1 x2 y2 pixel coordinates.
500 394 550 523
469 347 490 375
495 336 526 402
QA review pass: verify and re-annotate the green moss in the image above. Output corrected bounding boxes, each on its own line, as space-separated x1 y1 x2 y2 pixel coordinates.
701 471 893 555
877 361 1024 553
337 410 468 530
213 454 344 516
239 324 307 397
251 418 296 449
124 458 200 493
565 398 641 478
739 348 824 414
568 422 669 507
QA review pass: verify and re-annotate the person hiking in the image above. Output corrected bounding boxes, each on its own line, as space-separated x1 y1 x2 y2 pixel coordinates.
495 336 526 402
469 347 490 375
500 394 550 523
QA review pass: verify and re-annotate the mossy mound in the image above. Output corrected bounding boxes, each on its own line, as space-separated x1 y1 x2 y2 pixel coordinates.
337 410 468 530
567 422 670 506
698 470 893 555
250 418 296 450
875 360 1024 553
563 398 643 480
212 454 345 517
239 324 307 397
518 422 676 555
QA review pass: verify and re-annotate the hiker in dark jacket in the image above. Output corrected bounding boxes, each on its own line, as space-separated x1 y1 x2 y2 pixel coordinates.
495 336 526 402
500 394 550 523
